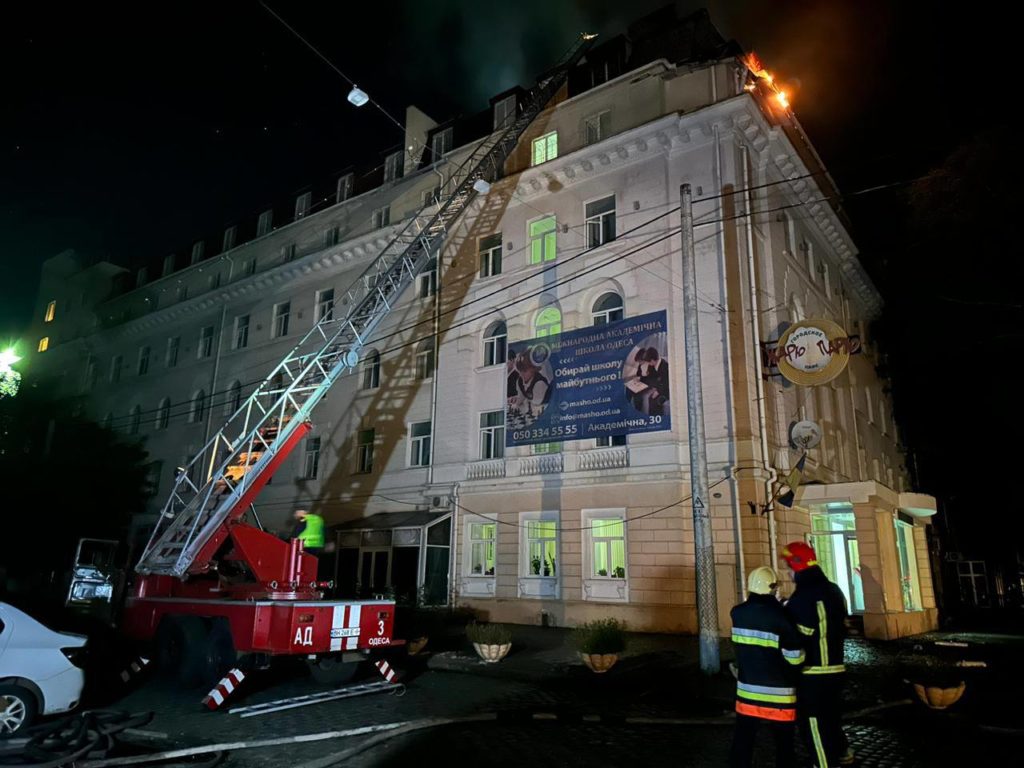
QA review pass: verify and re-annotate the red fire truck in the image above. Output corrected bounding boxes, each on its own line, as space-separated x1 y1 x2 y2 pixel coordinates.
117 34 594 687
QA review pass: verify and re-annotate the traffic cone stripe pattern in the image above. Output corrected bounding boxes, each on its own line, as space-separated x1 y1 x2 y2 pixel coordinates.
119 656 151 683
202 668 246 710
374 659 398 684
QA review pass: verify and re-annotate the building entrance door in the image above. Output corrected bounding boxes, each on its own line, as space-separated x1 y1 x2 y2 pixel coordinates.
359 548 390 593
809 505 864 613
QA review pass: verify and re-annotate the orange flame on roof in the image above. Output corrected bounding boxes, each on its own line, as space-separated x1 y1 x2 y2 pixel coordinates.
742 51 791 110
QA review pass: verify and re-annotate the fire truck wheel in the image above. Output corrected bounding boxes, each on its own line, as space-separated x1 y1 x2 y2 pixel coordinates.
306 656 361 685
155 616 208 687
201 619 237 684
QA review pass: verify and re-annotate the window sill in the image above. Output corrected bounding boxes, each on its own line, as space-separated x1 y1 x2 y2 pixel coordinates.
460 575 496 598
582 577 628 602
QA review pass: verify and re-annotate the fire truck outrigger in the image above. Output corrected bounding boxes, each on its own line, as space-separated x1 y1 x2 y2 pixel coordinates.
120 34 595 687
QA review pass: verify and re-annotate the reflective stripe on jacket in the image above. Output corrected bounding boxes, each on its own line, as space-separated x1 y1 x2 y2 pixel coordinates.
730 593 805 721
784 565 848 675
297 513 325 549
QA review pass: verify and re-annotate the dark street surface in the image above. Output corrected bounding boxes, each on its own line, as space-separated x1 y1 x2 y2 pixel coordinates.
59 627 1023 767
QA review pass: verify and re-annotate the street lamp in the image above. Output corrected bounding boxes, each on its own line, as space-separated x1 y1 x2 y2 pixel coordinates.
347 86 369 107
0 347 21 398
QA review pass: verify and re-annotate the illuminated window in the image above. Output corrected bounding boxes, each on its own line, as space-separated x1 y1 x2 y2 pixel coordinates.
478 234 502 278
524 518 557 577
529 216 557 265
466 521 496 575
37 337 49 352
356 428 375 473
535 306 561 337
588 516 626 580
479 410 505 460
409 420 432 467
44 301 56 323
531 131 558 166
482 321 507 367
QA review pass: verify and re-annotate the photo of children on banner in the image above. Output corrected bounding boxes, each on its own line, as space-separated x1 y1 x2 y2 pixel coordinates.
506 344 554 430
624 333 670 416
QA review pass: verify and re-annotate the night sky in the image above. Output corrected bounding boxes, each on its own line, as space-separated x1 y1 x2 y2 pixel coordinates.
1 2 1018 559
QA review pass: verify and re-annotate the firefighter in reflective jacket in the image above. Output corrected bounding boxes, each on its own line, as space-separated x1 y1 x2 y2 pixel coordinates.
782 541 854 767
291 508 325 554
730 565 805 768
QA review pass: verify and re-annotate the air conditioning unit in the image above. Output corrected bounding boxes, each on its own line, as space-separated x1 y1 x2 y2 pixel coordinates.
429 495 449 510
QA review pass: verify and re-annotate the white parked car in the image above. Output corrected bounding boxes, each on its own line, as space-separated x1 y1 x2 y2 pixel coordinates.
0 602 87 735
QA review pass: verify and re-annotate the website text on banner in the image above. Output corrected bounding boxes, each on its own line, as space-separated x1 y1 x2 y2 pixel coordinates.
505 310 672 447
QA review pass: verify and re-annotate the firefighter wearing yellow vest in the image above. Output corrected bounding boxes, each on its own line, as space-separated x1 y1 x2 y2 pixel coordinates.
730 565 805 768
782 541 855 767
292 509 325 554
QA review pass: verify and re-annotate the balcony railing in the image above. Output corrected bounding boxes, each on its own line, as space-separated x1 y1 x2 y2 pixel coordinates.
578 446 630 471
521 453 563 475
467 459 506 480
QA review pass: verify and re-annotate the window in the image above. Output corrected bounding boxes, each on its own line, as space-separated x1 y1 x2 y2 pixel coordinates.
272 302 290 338
302 437 321 479
384 150 404 182
110 355 122 384
44 300 56 323
282 243 297 262
222 225 237 252
529 216 557 265
198 326 214 358
232 315 249 350
409 420 432 466
166 336 180 367
417 258 437 299
163 253 176 277
822 260 832 299
84 357 98 390
584 111 611 145
585 196 616 247
156 398 170 430
479 410 505 459
431 127 453 160
590 517 626 579
336 173 353 203
467 522 496 575
779 213 794 255
37 337 49 352
864 386 875 423
361 349 381 390
128 406 142 436
294 191 312 219
324 226 340 247
596 434 627 447
422 186 441 206
136 267 148 288
531 131 558 166
535 306 562 337
895 519 922 611
805 241 815 281
810 506 864 613
243 258 257 277
372 206 390 229
190 390 206 424
482 321 507 367
356 428 374 473
525 519 557 577
257 209 273 237
478 234 502 277
493 94 516 130
880 401 888 435
190 241 205 265
316 289 335 322
176 284 189 303
414 339 434 380
592 292 623 326
137 346 151 376
208 272 221 291
225 381 242 416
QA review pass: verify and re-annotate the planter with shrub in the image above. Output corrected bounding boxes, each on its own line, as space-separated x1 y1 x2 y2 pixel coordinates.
573 618 626 673
466 622 512 663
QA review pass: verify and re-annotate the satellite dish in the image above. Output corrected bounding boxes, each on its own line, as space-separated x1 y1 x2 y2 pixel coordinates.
789 420 823 450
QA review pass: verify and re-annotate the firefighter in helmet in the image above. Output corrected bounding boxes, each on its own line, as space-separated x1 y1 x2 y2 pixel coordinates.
730 565 805 768
291 508 325 555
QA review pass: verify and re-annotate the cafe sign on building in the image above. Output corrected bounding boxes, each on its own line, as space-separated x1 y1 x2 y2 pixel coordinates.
763 318 859 386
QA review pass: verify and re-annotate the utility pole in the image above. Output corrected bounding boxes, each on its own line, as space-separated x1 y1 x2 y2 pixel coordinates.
680 183 720 674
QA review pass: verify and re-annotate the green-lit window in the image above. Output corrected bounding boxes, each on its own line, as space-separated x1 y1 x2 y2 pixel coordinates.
531 132 558 166
529 216 557 265
526 520 557 577
592 518 626 578
535 307 562 337
469 523 496 576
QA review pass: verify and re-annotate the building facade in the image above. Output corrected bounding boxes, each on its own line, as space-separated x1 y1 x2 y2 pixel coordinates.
27 8 937 639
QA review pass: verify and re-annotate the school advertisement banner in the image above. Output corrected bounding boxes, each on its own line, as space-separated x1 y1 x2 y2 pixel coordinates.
505 310 671 447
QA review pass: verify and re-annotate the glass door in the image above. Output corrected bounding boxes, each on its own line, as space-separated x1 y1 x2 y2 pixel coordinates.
359 548 391 594
809 504 863 614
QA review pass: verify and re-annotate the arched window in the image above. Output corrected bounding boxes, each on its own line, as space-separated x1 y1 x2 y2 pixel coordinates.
415 339 435 380
156 398 170 430
128 405 142 436
190 390 206 424
591 292 623 326
225 381 242 416
483 321 507 367
361 349 381 390
535 307 562 338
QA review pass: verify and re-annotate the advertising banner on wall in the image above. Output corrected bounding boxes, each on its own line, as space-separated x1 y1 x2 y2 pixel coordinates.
506 310 672 447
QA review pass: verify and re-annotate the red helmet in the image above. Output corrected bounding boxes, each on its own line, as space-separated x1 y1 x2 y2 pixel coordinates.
781 541 818 572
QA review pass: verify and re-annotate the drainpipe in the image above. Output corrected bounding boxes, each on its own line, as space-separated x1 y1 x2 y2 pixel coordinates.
426 252 442 488
448 481 460 608
712 124 745 600
741 144 779 569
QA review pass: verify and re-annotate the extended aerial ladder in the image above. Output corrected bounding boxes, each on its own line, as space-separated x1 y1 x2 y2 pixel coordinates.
121 35 595 668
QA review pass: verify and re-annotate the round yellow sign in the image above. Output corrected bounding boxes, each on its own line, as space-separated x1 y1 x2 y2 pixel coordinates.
774 318 851 386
